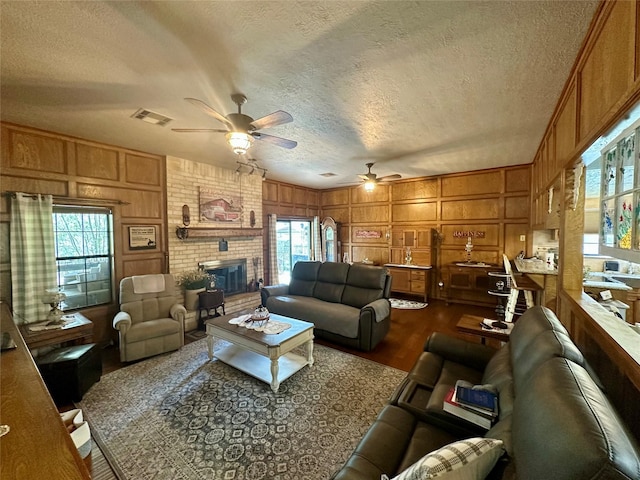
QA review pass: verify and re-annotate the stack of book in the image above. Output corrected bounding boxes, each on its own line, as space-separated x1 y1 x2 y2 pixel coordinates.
443 382 498 429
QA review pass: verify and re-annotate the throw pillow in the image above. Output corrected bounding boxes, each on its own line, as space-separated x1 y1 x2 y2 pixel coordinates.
381 437 504 480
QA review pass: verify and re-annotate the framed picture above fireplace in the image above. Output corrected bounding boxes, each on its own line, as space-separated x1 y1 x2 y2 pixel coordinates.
199 187 243 223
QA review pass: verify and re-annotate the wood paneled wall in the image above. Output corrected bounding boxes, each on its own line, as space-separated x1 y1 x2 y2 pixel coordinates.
0 123 167 343
528 0 640 441
320 165 531 300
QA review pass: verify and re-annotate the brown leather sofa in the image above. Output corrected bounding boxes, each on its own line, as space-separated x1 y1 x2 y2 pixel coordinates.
332 306 640 479
261 261 391 351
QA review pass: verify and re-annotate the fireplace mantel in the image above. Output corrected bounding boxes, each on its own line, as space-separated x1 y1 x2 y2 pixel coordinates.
176 226 262 240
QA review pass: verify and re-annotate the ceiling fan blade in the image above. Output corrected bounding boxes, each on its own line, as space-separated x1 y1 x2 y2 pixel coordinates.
249 110 293 131
378 174 402 181
184 98 233 128
251 132 297 149
357 174 371 181
171 128 228 133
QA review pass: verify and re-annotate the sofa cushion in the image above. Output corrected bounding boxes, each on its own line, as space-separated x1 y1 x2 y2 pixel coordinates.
512 357 640 480
288 261 321 297
126 318 181 342
332 405 460 480
342 264 388 308
265 295 361 338
314 262 350 303
387 437 504 480
512 330 584 393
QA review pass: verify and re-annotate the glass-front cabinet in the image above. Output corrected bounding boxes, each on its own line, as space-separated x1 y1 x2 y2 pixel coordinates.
599 120 640 260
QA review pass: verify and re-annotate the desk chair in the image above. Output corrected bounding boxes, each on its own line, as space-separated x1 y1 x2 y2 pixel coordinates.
197 289 225 329
503 254 543 323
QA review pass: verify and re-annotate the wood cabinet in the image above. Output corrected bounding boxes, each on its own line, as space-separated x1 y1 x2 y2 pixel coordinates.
441 263 500 307
385 264 432 302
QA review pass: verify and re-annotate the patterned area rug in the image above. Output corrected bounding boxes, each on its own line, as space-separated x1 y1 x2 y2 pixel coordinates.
79 339 406 480
390 298 428 309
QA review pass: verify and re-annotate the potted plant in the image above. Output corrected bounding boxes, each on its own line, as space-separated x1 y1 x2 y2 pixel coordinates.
177 269 210 310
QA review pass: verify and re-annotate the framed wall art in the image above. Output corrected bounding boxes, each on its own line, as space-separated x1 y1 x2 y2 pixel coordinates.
129 226 157 250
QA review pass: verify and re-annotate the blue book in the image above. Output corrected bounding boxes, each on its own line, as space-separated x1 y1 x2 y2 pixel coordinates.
455 385 498 414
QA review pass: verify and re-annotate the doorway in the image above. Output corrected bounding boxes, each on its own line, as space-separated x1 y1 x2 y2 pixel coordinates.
276 220 312 284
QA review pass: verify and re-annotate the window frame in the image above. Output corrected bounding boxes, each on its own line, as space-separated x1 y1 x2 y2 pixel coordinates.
599 120 640 263
53 205 115 311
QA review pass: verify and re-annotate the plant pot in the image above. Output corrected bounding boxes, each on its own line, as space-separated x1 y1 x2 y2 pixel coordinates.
184 288 205 311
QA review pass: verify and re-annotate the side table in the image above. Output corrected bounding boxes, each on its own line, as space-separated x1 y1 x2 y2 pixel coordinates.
19 312 93 350
456 314 512 345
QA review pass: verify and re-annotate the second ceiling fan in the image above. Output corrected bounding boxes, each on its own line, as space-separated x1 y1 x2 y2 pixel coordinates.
358 163 401 191
173 94 297 155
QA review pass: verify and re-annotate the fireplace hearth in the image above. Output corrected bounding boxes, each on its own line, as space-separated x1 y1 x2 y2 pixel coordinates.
199 258 247 297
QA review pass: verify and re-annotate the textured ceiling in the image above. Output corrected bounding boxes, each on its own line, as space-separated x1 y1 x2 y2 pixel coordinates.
0 1 599 189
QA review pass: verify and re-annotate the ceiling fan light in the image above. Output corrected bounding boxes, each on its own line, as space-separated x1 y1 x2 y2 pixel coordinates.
226 132 253 155
364 180 376 192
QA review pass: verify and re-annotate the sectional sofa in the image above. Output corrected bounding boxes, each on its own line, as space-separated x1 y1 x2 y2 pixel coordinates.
332 306 640 479
261 261 391 351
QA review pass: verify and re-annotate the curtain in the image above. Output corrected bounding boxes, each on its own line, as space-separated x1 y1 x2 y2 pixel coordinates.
10 193 57 324
312 216 322 261
267 213 279 285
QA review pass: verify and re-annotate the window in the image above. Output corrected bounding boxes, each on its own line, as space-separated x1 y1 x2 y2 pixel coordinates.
599 121 639 261
53 206 114 310
276 220 311 284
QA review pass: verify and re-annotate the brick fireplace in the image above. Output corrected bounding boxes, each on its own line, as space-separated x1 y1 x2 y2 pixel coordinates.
166 156 264 327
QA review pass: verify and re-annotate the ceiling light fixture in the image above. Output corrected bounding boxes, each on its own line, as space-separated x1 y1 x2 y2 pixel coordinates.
236 159 267 180
226 132 253 155
364 180 376 192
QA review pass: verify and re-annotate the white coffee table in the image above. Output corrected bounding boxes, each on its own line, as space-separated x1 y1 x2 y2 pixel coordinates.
205 313 314 392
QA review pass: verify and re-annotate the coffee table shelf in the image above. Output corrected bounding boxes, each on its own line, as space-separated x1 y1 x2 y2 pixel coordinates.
213 344 310 388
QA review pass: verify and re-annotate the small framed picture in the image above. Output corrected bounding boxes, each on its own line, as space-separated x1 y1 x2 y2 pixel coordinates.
129 226 157 250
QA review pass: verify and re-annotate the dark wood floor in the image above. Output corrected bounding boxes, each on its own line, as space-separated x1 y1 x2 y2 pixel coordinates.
99 299 498 374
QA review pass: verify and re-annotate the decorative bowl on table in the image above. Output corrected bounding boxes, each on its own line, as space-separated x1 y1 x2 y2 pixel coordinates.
250 306 270 326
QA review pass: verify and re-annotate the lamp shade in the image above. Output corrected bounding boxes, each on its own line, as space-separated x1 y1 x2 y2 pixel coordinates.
364 180 376 192
226 132 253 155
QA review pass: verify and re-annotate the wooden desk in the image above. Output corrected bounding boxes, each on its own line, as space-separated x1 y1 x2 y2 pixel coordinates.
19 313 93 350
0 303 91 479
456 314 512 344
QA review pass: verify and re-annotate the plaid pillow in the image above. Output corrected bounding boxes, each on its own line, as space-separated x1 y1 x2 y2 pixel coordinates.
382 437 504 480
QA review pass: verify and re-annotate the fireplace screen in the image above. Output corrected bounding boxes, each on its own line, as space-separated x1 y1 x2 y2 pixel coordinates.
199 258 247 297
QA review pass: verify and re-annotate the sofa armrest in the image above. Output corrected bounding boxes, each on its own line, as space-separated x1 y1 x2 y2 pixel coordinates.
424 332 496 370
360 298 390 323
170 303 187 322
113 311 131 333
261 284 290 305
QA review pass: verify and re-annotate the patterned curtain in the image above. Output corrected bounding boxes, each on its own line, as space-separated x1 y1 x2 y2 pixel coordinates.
267 214 279 285
10 193 57 324
311 216 322 261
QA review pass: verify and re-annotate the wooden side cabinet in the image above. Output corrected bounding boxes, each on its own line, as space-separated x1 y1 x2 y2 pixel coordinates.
385 264 432 302
441 263 499 307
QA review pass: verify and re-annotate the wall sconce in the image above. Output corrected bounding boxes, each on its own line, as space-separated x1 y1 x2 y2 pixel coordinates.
176 204 190 239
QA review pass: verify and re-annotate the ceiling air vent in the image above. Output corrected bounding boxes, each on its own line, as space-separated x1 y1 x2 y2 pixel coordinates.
131 108 173 126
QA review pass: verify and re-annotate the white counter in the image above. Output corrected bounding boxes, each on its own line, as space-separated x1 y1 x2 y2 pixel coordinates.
514 258 558 275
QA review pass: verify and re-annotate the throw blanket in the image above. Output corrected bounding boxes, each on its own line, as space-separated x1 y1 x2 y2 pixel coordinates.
132 274 165 294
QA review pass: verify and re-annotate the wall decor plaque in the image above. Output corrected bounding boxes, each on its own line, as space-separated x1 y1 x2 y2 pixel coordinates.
355 230 381 239
129 226 157 250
